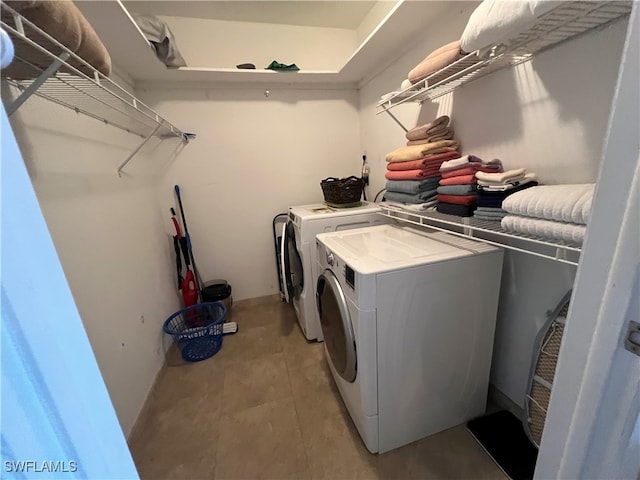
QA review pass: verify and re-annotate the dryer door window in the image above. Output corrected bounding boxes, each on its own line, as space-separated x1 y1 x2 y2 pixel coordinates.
316 269 356 382
281 222 304 304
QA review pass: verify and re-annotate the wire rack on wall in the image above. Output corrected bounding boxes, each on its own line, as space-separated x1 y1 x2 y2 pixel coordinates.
377 1 633 116
0 3 193 174
378 203 583 266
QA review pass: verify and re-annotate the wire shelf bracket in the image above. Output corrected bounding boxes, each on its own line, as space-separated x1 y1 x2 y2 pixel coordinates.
376 1 632 118
0 4 195 176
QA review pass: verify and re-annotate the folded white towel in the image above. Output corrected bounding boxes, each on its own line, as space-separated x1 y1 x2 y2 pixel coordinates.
476 168 527 184
502 184 595 225
501 214 586 245
478 174 538 191
460 0 559 53
440 155 481 170
383 200 437 212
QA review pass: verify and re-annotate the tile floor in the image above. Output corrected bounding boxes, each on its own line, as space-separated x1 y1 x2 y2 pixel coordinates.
128 296 507 480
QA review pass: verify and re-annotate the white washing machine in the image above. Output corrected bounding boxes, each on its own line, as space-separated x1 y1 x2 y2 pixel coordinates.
315 224 504 453
280 202 390 341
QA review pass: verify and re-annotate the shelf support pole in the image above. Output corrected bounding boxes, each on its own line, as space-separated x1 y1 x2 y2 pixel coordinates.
117 124 162 177
7 52 70 116
383 109 409 133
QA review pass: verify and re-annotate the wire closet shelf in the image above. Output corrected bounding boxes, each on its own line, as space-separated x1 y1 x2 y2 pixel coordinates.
378 203 582 266
0 2 187 141
377 1 633 114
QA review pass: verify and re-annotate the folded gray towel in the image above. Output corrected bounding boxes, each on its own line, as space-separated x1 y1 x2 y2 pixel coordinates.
437 184 478 195
385 178 441 195
385 189 438 204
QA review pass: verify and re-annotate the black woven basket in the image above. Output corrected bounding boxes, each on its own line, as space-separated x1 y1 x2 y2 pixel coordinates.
320 176 364 205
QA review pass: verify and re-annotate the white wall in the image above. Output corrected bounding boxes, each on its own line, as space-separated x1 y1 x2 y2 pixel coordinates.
359 7 629 410
4 87 182 437
138 83 361 301
159 16 357 71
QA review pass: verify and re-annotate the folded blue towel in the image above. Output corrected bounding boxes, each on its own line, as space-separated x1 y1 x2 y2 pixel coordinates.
386 178 441 195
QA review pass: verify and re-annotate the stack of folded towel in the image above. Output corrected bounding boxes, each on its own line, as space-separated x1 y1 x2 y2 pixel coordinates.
501 184 595 245
473 168 538 221
384 140 460 206
405 115 455 146
408 40 475 87
435 155 503 217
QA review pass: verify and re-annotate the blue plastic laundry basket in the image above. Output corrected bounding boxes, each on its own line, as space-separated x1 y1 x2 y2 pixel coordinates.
163 302 227 362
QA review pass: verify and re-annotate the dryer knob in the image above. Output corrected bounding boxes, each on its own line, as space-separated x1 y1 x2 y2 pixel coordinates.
326 252 334 266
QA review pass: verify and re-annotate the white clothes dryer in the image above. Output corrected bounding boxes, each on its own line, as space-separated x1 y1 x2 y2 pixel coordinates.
280 202 390 341
315 224 504 453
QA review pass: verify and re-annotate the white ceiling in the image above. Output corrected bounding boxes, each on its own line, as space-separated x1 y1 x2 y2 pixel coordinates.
122 1 380 29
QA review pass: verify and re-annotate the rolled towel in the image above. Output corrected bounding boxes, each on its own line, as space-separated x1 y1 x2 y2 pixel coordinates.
408 41 465 85
386 178 441 195
437 194 477 206
385 140 459 162
476 168 527 184
405 116 450 141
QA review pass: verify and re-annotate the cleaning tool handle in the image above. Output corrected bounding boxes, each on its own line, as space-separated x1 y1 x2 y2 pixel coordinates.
171 216 182 238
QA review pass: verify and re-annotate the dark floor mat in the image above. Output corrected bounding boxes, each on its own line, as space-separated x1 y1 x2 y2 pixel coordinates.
467 410 538 480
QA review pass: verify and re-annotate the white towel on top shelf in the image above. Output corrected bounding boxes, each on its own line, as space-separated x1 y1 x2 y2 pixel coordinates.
460 0 560 53
502 184 595 225
501 215 586 245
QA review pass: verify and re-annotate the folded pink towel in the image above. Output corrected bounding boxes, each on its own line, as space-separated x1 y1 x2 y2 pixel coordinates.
437 194 478 206
441 165 502 179
408 41 464 85
385 169 441 181
385 140 459 163
406 116 450 141
387 155 456 171
439 175 478 185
